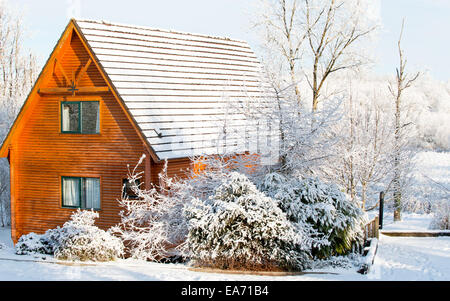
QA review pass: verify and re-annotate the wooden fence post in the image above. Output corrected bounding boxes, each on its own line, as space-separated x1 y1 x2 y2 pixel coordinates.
374 216 379 239
379 191 384 229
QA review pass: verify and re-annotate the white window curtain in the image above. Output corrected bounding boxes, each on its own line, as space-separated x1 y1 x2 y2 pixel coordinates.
63 178 80 207
85 178 100 209
62 105 70 132
95 104 100 133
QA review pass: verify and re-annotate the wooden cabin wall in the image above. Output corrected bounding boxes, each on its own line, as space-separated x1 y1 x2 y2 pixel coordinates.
7 29 200 243
9 33 149 243
150 158 192 184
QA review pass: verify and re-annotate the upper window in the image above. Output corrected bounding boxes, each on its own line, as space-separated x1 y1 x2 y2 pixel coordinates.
61 101 99 134
62 176 101 210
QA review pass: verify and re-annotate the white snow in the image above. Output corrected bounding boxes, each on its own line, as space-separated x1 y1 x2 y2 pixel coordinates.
368 235 450 281
381 213 435 231
2 223 449 280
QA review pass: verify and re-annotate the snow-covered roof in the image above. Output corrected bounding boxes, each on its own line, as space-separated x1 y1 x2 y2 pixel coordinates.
74 19 276 160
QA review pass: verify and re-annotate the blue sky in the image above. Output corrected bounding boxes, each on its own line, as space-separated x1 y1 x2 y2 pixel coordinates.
9 0 450 81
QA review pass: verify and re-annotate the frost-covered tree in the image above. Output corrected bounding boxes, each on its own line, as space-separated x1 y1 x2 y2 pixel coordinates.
185 172 310 271
255 0 379 112
0 1 39 125
320 75 394 209
388 20 420 221
240 70 343 175
251 0 380 176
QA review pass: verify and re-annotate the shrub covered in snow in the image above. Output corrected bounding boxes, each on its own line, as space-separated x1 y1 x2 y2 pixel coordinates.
54 210 124 261
259 172 367 258
429 200 450 230
15 232 56 255
15 210 124 261
185 172 310 271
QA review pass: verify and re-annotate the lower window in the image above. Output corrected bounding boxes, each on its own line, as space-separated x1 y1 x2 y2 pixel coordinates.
62 177 101 210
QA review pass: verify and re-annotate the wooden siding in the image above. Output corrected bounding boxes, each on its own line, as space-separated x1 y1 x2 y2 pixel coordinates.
7 29 191 243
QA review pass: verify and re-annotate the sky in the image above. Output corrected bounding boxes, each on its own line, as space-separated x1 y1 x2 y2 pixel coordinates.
6 0 450 81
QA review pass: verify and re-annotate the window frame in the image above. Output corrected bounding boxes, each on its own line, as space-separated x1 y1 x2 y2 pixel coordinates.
60 100 100 134
61 176 101 210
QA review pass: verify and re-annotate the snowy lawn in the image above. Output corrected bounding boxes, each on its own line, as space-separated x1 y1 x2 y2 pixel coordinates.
381 212 436 231
1 222 449 281
0 227 367 281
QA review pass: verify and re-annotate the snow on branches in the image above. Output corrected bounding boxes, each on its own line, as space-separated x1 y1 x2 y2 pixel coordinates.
111 155 188 261
260 172 367 258
185 172 310 271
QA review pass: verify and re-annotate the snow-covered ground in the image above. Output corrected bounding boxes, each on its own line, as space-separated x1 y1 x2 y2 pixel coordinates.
366 213 450 281
0 227 367 281
382 212 436 231
1 221 449 281
369 235 450 281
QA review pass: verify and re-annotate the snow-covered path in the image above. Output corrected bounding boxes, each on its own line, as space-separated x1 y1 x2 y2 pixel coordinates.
368 234 450 280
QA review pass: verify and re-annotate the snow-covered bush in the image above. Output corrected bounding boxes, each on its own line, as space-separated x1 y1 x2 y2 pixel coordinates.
429 200 450 230
185 172 310 271
16 227 64 256
260 172 367 258
15 232 54 255
15 210 124 261
54 210 124 261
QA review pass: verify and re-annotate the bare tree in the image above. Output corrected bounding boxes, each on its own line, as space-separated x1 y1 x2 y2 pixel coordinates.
256 0 379 113
321 75 394 209
256 0 307 107
303 0 378 112
388 20 420 221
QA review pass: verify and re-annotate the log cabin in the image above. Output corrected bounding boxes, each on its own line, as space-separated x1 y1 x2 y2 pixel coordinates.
0 19 277 243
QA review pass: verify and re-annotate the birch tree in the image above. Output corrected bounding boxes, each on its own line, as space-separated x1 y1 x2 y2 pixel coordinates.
256 0 307 107
388 20 419 221
303 0 378 112
256 0 379 112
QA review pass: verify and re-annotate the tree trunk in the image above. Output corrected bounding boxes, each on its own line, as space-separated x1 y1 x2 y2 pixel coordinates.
393 92 402 221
